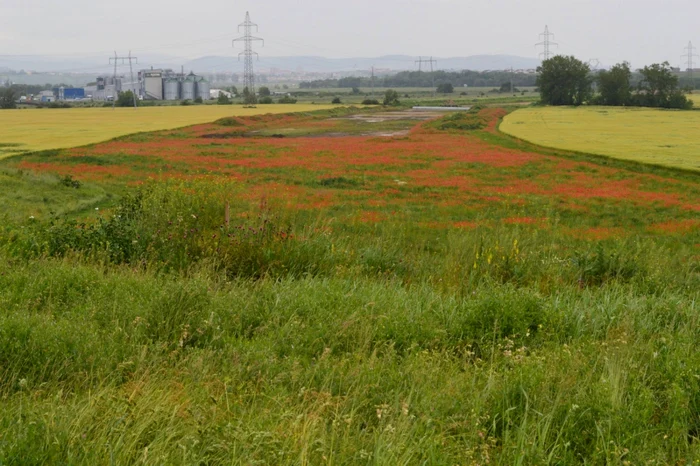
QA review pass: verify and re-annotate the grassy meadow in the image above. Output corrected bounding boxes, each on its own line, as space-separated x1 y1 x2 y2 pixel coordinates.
0 106 698 464
0 104 336 159
500 106 700 171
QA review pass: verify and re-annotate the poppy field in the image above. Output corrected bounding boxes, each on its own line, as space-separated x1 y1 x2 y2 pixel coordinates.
0 106 698 464
500 106 700 171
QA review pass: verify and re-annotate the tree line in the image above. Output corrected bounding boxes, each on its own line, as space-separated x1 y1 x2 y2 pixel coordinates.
300 70 540 89
537 56 693 109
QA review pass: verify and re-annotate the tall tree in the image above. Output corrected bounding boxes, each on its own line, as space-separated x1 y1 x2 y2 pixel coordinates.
0 88 16 109
536 56 592 106
637 62 691 109
597 62 632 106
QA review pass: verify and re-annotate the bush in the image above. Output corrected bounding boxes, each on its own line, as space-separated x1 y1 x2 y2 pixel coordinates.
259 96 273 104
14 180 307 278
331 97 342 104
46 102 72 109
383 89 400 106
361 99 380 105
429 111 485 131
180 99 193 106
59 175 81 189
437 83 454 94
278 95 297 104
194 97 203 104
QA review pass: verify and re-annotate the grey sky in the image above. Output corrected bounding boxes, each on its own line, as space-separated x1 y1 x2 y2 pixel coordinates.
1 0 698 69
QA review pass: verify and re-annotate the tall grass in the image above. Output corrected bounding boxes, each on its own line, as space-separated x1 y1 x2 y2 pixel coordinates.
0 179 698 463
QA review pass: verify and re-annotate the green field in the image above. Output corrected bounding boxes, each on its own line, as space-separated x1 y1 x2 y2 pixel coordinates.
500 106 700 171
0 104 336 159
0 107 698 464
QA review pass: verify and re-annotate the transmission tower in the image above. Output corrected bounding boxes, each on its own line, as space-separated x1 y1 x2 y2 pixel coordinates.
233 12 264 105
682 41 699 89
536 26 558 61
109 51 138 109
415 56 438 94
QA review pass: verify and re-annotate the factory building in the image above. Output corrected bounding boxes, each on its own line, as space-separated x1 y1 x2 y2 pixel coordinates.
54 87 86 101
84 77 122 101
85 69 211 102
138 69 211 101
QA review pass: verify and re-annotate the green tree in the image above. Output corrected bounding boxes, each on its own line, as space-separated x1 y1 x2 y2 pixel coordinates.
278 95 297 104
636 62 692 109
115 90 136 107
597 62 632 106
383 89 400 106
332 97 342 104
536 55 592 106
217 92 231 105
258 86 271 97
351 87 361 95
0 88 17 109
437 83 454 94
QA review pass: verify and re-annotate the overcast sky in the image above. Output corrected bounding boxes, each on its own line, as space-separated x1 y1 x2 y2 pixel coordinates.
1 0 698 69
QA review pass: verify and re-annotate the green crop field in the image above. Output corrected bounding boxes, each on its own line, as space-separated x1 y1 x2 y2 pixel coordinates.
500 106 700 171
0 107 698 464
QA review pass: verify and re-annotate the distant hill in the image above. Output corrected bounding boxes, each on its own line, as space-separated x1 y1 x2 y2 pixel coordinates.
0 54 541 75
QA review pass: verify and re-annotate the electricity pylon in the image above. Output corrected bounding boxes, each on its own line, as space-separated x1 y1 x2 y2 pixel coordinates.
233 12 264 105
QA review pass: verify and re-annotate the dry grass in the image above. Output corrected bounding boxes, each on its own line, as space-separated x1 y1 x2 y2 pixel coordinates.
500 106 700 171
0 104 335 159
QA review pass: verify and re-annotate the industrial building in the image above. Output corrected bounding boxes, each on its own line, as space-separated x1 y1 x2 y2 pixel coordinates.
82 69 210 102
138 69 210 101
84 77 122 101
54 87 85 100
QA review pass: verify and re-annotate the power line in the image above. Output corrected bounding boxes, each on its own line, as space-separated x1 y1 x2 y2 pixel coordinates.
536 25 558 61
109 51 138 109
233 11 264 105
682 41 699 89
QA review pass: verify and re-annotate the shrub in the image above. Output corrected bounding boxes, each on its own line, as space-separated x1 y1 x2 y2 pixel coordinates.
383 89 400 106
278 95 297 104
437 83 454 94
258 96 273 104
332 97 342 104
361 99 380 105
430 111 485 131
15 180 308 278
59 175 81 189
